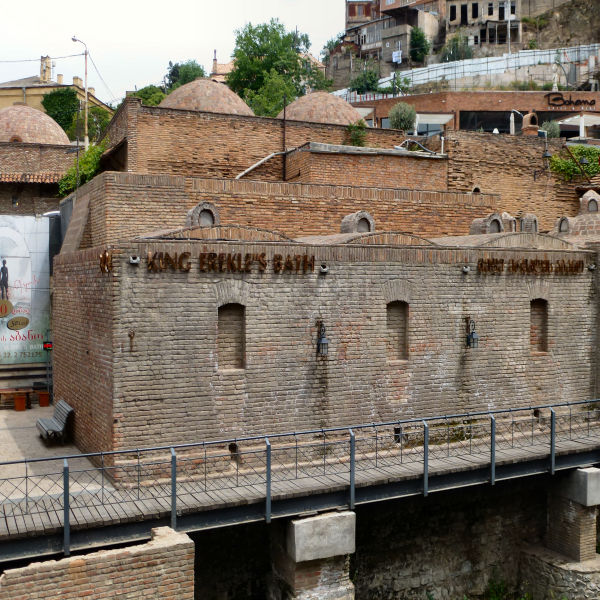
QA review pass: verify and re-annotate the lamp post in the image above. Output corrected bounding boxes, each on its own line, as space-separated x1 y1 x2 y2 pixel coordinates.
72 36 89 151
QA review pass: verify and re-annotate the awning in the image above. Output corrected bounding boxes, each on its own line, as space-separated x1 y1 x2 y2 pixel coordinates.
415 113 454 125
556 113 600 127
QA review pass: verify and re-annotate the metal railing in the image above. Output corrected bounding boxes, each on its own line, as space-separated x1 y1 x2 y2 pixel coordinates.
1 399 600 556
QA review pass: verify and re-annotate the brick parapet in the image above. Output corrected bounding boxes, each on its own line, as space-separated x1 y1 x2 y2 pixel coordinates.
0 527 194 600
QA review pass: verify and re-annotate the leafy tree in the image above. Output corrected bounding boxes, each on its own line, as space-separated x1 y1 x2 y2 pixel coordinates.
441 32 473 62
346 120 367 146
321 32 345 63
350 69 380 94
245 69 297 117
130 85 166 106
378 75 411 95
66 106 112 142
540 120 560 139
227 19 322 101
58 140 107 197
550 145 600 181
389 101 417 131
410 27 430 63
41 88 79 132
164 60 206 92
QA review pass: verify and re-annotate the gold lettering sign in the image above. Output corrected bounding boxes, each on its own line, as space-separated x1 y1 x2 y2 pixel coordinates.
99 250 113 273
146 252 315 274
478 258 585 275
0 300 13 319
7 316 29 331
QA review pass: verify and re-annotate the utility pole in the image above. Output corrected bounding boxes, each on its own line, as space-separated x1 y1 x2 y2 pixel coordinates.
72 36 89 151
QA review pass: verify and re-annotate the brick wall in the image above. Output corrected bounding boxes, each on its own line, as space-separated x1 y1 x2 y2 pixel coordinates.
61 172 499 251
445 131 580 230
285 145 448 190
53 248 115 452
0 142 74 177
53 240 595 451
0 183 60 215
104 98 406 179
0 527 194 600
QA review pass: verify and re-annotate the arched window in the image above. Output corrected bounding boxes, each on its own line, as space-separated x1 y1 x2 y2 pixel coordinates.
559 218 569 233
530 299 548 353
489 219 501 233
218 303 245 369
589 199 598 213
199 209 215 226
472 187 481 193
387 301 409 361
9 136 22 143
357 218 371 233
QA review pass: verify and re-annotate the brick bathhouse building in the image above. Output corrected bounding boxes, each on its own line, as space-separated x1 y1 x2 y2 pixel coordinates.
46 79 600 457
354 90 600 135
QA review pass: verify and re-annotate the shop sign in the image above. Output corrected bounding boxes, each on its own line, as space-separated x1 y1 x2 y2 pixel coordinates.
477 258 585 274
545 93 596 108
7 317 29 331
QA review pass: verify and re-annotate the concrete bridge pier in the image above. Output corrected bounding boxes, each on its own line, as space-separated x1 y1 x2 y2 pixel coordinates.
269 510 356 599
547 467 600 561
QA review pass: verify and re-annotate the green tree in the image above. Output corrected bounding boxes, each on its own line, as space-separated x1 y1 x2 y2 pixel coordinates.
550 145 600 181
350 69 380 94
164 60 206 92
66 106 112 142
540 120 560 139
410 27 430 63
245 69 298 117
441 32 473 62
41 88 79 132
130 85 166 106
58 140 107 197
321 32 345 63
227 19 318 100
389 101 417 131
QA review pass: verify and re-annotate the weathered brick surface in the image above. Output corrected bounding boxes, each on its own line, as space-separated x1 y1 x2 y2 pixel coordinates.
547 495 597 562
60 172 499 252
0 527 194 600
0 183 60 215
52 248 115 452
53 240 595 451
0 142 74 179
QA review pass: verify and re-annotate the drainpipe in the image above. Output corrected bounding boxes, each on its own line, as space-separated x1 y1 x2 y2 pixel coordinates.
22 87 26 104
283 94 287 181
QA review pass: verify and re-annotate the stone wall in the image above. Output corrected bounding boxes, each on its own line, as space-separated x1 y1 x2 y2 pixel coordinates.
520 545 600 600
0 527 194 600
53 247 115 453
353 479 548 599
53 239 596 451
60 172 499 253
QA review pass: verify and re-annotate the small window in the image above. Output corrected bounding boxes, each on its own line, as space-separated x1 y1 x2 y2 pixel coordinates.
450 5 457 20
530 299 548 353
472 3 478 18
559 218 569 233
199 209 215 226
488 2 493 15
9 136 22 143
473 187 481 194
589 199 598 213
387 301 409 361
489 219 501 233
218 304 245 370
511 1 515 14
357 218 371 232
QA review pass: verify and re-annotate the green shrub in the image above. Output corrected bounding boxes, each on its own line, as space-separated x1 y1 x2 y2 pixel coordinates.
41 88 79 132
410 27 430 63
58 140 107 197
350 69 379 94
540 120 560 138
389 101 416 131
550 144 600 181
346 120 367 146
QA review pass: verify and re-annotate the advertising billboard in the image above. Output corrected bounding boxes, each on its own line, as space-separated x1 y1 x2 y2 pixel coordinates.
0 216 50 365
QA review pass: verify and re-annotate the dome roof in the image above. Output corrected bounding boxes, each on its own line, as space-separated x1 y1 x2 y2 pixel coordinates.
277 92 362 125
0 104 70 145
159 79 254 116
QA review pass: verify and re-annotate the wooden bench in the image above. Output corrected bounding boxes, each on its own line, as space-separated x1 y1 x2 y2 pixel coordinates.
36 399 74 444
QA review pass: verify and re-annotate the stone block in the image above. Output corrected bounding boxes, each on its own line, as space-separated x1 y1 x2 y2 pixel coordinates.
560 467 600 507
287 511 356 563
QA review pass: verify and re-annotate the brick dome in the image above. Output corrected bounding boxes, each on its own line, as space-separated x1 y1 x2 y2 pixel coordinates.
159 79 254 116
277 92 362 125
0 104 70 145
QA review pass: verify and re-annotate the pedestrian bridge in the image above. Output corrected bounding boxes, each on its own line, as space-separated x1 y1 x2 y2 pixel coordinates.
1 400 600 562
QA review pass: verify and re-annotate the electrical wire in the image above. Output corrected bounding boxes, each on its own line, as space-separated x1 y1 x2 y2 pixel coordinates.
88 52 118 103
0 53 84 64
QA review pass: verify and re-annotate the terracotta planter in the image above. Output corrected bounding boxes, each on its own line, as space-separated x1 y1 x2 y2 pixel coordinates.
38 392 50 407
14 394 26 411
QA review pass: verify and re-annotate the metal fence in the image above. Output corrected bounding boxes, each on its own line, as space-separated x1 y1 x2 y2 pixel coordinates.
1 399 600 555
334 43 600 102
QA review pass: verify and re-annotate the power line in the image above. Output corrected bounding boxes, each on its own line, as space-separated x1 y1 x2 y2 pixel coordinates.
0 53 84 64
88 52 118 103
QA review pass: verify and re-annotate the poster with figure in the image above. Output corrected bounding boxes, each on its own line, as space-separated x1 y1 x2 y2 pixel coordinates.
0 216 50 364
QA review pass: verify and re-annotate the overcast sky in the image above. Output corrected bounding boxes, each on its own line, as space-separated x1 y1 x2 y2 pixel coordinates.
1 0 346 105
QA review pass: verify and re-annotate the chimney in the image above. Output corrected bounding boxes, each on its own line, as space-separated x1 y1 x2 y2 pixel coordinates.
57 74 64 85
212 49 218 76
88 87 95 97
73 76 83 87
40 56 52 83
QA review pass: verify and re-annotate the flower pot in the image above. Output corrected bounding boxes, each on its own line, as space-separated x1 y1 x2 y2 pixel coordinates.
38 392 50 407
14 394 26 411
